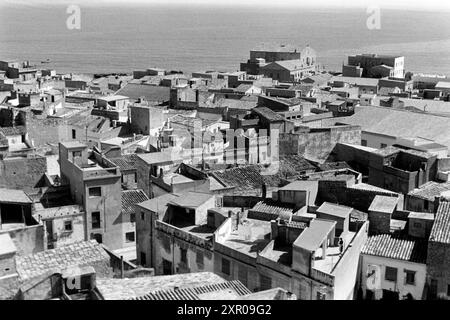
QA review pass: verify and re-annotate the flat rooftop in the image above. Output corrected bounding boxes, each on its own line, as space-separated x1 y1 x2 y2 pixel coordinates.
220 218 271 258
313 230 355 274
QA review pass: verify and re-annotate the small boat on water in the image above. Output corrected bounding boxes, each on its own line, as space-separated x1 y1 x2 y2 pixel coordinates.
41 59 51 64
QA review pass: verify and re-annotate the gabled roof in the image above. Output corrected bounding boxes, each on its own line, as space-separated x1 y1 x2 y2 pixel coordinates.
362 234 427 263
429 201 450 244
109 153 139 172
15 240 110 281
121 189 149 215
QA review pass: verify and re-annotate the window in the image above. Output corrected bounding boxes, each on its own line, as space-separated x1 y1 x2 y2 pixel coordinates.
316 292 327 300
72 151 81 158
141 211 145 221
221 257 231 275
260 274 272 291
72 129 76 139
140 252 146 265
447 284 450 297
91 211 101 229
385 266 398 282
361 139 367 146
405 270 416 285
380 143 387 148
130 213 136 223
125 232 135 243
424 201 429 211
92 233 102 244
196 251 204 267
64 220 73 232
89 187 102 197
180 248 188 264
413 222 422 228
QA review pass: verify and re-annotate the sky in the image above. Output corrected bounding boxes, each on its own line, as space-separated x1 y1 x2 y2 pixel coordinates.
1 0 449 11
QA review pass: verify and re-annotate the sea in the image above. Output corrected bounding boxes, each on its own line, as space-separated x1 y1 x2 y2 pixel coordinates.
1 4 450 76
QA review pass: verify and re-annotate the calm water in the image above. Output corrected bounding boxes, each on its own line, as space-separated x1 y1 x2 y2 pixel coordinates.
1 4 450 75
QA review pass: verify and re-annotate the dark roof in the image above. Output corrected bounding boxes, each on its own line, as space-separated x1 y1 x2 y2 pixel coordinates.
429 201 450 244
362 234 427 263
277 155 316 178
109 153 139 172
209 165 265 192
121 189 149 215
131 280 251 300
0 125 26 136
253 107 285 122
116 83 170 102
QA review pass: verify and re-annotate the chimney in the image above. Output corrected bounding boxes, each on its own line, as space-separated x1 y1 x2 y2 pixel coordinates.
261 183 267 199
270 219 279 240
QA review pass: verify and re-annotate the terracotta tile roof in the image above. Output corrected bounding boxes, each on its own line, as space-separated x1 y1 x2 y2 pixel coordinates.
15 240 110 281
209 165 265 191
429 201 450 244
277 155 316 178
362 234 427 263
131 280 251 300
121 189 149 215
109 153 139 172
249 200 295 220
408 181 450 201
96 272 226 300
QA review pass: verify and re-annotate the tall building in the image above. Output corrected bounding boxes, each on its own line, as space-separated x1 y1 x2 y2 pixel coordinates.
58 141 123 250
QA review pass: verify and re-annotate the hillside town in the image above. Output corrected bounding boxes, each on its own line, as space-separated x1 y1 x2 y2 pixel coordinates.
1 44 450 301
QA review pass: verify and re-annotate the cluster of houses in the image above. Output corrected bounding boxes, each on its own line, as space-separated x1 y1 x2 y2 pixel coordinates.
1 44 450 300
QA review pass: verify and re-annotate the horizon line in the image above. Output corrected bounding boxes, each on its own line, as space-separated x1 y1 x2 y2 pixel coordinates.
1 1 450 13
